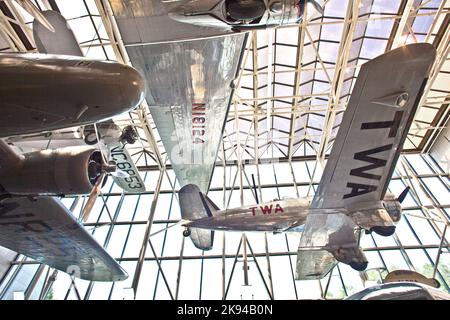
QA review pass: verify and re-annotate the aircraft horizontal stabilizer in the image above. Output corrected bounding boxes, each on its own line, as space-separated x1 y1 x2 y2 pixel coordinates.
187 228 215 251
0 197 128 281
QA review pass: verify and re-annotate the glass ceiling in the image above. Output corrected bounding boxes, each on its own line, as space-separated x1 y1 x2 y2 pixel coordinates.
1 0 448 165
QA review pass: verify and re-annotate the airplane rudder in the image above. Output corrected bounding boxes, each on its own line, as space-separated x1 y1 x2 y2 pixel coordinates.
179 184 209 220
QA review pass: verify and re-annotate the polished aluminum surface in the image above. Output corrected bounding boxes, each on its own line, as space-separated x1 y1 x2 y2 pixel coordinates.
110 0 234 44
127 34 246 192
0 53 145 138
311 43 436 209
177 44 437 279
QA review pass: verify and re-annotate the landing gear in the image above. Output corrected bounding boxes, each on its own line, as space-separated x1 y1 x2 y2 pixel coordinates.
350 261 368 271
120 125 138 144
183 228 191 237
371 226 396 237
83 129 98 145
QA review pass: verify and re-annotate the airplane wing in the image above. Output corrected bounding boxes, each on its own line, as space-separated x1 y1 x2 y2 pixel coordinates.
109 0 235 44
5 128 85 152
122 33 247 192
311 43 436 209
295 249 336 280
296 43 436 278
0 196 128 281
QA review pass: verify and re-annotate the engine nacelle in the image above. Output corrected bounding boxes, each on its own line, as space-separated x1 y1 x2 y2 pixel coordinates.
346 194 402 237
0 146 104 196
382 196 402 223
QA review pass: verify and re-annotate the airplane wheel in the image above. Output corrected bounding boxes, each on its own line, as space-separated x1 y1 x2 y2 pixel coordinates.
371 226 396 237
84 131 98 145
183 229 191 237
350 261 368 271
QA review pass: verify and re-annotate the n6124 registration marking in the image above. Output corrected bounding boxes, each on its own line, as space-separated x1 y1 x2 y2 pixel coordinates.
192 102 206 144
343 111 404 199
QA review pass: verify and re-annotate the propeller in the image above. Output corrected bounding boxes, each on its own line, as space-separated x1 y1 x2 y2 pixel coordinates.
80 172 105 222
397 186 410 203
80 123 126 222
82 152 117 222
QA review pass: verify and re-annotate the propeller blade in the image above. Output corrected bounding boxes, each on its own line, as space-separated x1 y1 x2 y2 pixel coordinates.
93 122 110 166
309 0 324 15
398 186 410 203
81 173 104 222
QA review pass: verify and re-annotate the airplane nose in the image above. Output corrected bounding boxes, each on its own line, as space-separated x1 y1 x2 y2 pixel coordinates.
120 65 146 110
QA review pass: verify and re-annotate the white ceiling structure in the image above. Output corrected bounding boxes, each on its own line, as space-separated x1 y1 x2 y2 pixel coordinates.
1 0 448 170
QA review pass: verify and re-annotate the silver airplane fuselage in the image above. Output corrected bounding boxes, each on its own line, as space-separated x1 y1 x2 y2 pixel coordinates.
0 53 145 138
187 197 310 232
185 194 401 234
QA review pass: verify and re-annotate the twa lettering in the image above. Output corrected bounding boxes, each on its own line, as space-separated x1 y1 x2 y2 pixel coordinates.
343 111 404 199
250 204 284 216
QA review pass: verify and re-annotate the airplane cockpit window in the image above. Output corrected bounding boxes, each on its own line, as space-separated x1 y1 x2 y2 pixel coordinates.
225 0 266 23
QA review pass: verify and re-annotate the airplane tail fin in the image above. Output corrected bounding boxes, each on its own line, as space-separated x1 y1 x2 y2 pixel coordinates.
33 10 84 56
179 184 218 250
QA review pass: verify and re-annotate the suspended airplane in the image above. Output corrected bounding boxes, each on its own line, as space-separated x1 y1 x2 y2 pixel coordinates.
0 11 146 281
106 0 323 185
8 10 147 195
108 0 323 246
110 0 324 43
177 43 436 279
0 53 144 138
